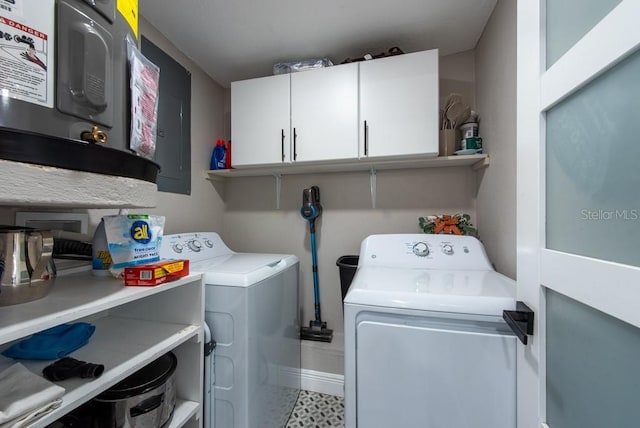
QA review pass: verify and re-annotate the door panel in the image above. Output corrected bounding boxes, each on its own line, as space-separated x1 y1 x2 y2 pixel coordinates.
517 1 640 428
359 50 439 158
546 289 640 428
356 318 516 428
141 36 191 195
231 74 290 167
545 0 621 68
546 49 640 267
290 63 358 162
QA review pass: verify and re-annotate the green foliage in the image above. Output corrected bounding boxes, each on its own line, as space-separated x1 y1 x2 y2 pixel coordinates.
418 214 477 237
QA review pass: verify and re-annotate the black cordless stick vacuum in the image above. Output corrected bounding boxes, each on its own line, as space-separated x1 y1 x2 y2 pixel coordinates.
299 186 333 343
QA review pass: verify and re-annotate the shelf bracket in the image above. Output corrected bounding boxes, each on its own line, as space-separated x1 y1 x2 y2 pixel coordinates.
274 174 282 209
472 155 490 171
369 167 377 209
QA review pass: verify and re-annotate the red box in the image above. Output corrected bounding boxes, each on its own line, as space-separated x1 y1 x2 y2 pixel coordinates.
124 260 190 286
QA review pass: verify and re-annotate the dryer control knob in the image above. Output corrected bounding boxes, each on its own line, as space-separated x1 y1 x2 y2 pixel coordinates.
442 244 454 255
412 242 430 257
188 240 202 252
172 243 183 253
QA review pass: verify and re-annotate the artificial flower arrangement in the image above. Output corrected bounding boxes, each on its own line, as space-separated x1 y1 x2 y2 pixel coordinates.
418 214 477 236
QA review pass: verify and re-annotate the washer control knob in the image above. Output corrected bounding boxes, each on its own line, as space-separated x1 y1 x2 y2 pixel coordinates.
412 242 430 257
203 239 213 248
442 244 454 255
172 243 183 253
188 240 202 252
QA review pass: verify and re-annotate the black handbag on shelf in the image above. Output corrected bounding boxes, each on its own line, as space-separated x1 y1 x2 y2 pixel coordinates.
341 46 404 64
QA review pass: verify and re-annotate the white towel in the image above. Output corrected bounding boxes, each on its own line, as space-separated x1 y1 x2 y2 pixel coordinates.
0 363 65 427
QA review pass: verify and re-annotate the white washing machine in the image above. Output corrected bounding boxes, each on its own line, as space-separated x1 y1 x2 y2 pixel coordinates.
344 234 517 428
161 233 300 428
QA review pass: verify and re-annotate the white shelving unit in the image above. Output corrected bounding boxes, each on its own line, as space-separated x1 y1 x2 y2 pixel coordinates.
0 271 204 428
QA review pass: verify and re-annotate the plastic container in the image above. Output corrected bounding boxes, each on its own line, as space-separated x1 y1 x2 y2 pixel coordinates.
336 255 359 300
273 58 333 75
460 122 479 139
210 139 227 170
91 219 111 276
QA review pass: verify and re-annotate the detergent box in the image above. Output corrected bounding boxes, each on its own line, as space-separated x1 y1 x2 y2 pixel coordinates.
124 259 189 286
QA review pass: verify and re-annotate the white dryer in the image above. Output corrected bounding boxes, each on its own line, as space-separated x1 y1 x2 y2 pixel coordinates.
344 234 517 428
161 233 300 428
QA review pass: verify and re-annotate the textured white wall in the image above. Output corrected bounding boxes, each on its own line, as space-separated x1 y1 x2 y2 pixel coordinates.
475 0 517 279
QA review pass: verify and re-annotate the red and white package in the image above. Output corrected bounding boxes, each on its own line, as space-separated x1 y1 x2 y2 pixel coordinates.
127 36 160 159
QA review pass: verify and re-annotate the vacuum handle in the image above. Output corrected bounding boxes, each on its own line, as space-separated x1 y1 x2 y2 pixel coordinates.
301 186 322 220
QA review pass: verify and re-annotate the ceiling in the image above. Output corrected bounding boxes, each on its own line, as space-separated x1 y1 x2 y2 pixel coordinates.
139 0 497 88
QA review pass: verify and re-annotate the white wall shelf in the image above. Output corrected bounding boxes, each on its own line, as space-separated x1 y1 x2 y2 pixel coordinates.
206 154 489 209
206 154 489 181
0 271 204 428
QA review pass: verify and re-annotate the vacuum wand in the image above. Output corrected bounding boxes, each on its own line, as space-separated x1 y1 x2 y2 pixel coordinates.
300 186 333 343
309 218 321 322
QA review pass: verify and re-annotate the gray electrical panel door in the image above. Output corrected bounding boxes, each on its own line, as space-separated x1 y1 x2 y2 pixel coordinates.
141 36 191 195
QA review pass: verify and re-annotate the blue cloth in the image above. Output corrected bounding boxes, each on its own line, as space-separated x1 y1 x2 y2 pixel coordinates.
2 322 95 360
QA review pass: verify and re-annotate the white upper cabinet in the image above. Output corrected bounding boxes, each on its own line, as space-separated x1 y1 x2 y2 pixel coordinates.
290 62 359 162
229 49 439 169
231 74 291 167
359 49 439 159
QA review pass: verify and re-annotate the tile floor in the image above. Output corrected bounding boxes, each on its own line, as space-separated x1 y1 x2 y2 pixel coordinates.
286 390 345 427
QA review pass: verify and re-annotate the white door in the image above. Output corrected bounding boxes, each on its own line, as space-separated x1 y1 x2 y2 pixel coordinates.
290 63 358 162
359 49 439 159
518 1 640 428
356 316 516 428
231 74 290 167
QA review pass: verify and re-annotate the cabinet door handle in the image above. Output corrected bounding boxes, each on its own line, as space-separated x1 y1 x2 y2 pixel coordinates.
281 129 285 162
364 120 369 156
293 127 298 161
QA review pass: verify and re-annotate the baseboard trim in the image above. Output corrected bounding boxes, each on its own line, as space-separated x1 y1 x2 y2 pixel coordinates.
300 369 344 397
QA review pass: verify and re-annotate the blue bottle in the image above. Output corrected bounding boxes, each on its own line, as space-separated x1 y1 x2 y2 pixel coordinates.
210 139 227 170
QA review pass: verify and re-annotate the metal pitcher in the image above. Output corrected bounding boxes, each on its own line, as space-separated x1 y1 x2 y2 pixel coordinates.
0 226 55 306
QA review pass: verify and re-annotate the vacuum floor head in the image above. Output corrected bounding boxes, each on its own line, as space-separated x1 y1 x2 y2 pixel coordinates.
300 320 333 343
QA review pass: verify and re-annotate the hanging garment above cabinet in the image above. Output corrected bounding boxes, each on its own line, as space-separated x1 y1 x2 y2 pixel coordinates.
360 49 439 159
230 48 438 169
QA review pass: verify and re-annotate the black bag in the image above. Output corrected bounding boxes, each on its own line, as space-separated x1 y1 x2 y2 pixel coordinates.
341 46 404 64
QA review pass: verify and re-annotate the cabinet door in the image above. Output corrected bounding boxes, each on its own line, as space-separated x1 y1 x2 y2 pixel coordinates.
231 74 290 167
290 63 358 162
360 49 439 159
